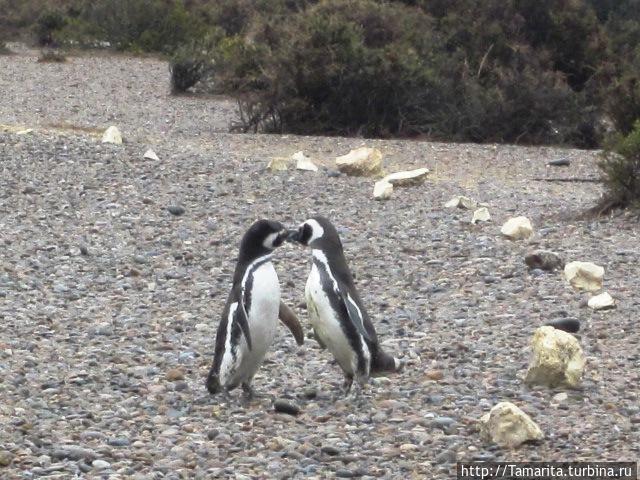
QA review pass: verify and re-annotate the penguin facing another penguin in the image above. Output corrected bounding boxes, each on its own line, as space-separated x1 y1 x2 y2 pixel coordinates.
206 219 303 399
288 216 401 394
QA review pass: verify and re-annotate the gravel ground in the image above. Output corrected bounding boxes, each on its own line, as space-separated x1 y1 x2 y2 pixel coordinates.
1 48 639 479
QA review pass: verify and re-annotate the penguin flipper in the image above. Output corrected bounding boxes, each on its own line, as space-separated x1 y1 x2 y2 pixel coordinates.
339 287 373 344
233 287 253 350
278 301 304 346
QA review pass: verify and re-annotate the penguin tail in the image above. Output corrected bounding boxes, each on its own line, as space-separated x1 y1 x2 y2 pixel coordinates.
206 369 222 395
371 348 403 376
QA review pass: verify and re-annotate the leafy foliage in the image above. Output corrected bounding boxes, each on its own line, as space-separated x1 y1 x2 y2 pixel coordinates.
598 120 640 212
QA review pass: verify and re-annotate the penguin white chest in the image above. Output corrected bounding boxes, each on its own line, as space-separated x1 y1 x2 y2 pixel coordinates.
246 261 280 358
305 263 358 375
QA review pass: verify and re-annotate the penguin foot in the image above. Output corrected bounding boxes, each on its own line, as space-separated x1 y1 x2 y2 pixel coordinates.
341 376 354 397
241 382 255 400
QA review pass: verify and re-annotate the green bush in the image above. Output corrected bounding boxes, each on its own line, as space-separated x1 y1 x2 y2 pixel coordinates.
169 34 221 93
210 0 592 144
597 120 640 212
75 0 205 52
35 9 67 45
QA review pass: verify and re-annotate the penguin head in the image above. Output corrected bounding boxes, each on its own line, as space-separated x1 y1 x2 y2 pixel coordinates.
288 216 342 251
239 219 289 259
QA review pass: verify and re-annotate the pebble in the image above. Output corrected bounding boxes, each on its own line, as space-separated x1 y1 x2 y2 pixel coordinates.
545 318 580 333
166 368 185 381
274 399 301 416
167 205 185 216
92 459 111 470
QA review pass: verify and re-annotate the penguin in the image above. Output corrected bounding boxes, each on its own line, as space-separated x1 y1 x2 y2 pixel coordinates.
288 215 401 394
206 219 304 399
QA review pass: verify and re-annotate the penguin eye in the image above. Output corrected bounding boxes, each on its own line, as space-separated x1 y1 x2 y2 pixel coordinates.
301 223 313 244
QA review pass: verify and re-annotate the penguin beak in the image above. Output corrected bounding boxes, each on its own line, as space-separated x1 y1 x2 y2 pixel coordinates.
286 229 300 243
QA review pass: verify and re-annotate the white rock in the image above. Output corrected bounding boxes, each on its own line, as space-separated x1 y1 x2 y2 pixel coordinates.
267 157 289 172
383 168 429 187
564 261 604 292
143 149 159 161
292 151 318 172
471 207 491 224
335 147 383 177
373 180 393 200
479 402 544 448
444 196 477 210
587 292 615 310
525 326 585 389
92 459 111 470
500 216 533 239
16 128 33 135
552 392 568 404
101 126 122 144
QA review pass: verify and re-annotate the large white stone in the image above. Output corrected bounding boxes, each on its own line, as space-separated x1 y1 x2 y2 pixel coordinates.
335 147 383 177
101 126 122 144
445 196 477 210
525 326 585 389
588 292 615 311
143 149 159 161
293 151 318 172
373 180 393 200
500 216 533 239
471 207 491 224
479 402 544 448
564 261 604 292
383 168 429 187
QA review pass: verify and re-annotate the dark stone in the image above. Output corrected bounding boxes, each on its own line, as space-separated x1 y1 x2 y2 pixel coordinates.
321 445 340 456
525 250 564 271
548 158 571 166
107 437 130 447
545 318 580 333
274 399 301 416
167 205 185 216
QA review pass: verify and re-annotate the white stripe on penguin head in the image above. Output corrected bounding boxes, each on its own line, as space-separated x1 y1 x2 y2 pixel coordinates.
262 232 280 249
304 219 325 244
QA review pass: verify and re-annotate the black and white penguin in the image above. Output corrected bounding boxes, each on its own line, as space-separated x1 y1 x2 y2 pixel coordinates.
206 219 304 398
288 216 401 394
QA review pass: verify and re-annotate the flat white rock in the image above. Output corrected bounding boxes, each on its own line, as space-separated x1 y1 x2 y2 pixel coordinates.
373 180 393 200
564 261 604 292
101 126 122 144
335 147 383 177
383 168 429 186
292 151 318 172
471 207 491 224
500 216 533 239
445 196 477 209
143 149 159 161
588 292 615 310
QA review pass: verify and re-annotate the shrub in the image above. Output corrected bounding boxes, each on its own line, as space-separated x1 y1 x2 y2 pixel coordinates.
77 0 205 53
169 34 220 93
35 9 67 45
212 0 591 144
597 120 640 213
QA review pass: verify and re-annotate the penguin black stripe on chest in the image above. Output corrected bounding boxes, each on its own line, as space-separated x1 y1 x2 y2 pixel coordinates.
206 220 304 398
312 254 370 375
288 215 402 395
